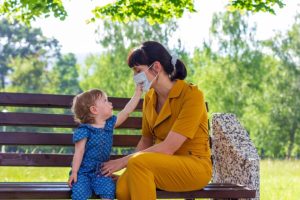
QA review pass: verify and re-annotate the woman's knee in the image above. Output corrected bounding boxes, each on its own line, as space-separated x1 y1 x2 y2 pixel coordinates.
127 152 155 170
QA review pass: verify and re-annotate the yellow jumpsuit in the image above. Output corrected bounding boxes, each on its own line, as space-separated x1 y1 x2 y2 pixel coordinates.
117 80 212 200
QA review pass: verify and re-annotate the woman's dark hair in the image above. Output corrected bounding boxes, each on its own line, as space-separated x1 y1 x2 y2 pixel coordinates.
127 41 187 81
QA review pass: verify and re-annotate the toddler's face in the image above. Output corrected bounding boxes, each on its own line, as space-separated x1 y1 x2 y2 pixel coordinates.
93 94 113 119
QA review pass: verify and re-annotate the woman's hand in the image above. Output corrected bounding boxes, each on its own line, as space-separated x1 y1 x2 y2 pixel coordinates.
101 157 126 177
68 172 77 188
111 174 120 182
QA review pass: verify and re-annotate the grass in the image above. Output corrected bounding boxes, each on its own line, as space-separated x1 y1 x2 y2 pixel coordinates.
260 160 300 200
0 160 299 199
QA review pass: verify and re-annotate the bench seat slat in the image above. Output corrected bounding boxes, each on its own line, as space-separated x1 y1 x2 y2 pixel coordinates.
0 92 143 110
0 183 248 188
0 113 141 129
0 153 124 167
0 183 256 199
0 132 141 146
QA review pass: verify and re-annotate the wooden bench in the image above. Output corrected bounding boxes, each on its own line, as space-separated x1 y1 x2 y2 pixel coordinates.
0 92 256 199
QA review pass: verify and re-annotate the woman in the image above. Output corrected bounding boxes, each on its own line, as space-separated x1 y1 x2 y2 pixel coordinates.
102 41 212 200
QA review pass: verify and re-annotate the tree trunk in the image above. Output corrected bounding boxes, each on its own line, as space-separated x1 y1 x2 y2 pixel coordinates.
287 121 297 159
0 73 5 90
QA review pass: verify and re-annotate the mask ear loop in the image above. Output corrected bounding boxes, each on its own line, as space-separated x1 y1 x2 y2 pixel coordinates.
148 62 159 77
169 55 178 79
148 62 160 91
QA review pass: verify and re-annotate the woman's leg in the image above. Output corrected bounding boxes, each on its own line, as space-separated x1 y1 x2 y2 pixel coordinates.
125 152 212 200
116 170 131 200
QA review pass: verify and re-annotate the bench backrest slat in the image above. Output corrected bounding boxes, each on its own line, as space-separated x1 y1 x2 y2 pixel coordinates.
0 153 123 167
0 132 140 146
0 113 141 129
0 92 143 110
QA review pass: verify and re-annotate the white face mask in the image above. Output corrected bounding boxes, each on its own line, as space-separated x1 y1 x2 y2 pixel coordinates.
133 63 158 92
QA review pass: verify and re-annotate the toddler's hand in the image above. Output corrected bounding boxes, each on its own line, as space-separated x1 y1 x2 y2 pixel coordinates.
135 83 143 96
68 173 77 188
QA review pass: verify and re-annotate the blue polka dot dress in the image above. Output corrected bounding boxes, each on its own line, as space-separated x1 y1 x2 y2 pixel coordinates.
70 115 117 200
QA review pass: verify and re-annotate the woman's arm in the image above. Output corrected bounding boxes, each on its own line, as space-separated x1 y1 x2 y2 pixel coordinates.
115 85 142 128
135 135 153 152
68 138 87 187
141 131 187 154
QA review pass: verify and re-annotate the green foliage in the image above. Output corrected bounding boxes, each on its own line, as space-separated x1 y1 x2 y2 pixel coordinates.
91 0 196 24
92 0 284 24
97 19 177 50
0 18 81 95
229 0 285 14
189 11 299 158
0 0 67 25
262 14 300 158
0 18 60 90
49 53 82 95
0 0 285 25
0 18 81 154
191 12 266 116
7 55 49 93
79 52 133 97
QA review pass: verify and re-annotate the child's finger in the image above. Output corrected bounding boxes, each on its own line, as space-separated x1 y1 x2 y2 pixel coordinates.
101 168 110 177
68 178 73 188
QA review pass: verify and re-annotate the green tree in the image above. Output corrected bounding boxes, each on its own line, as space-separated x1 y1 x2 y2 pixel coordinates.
0 18 80 95
49 53 82 95
264 14 300 158
7 54 49 93
0 18 60 91
189 11 279 157
0 0 284 24
192 12 267 116
189 11 300 159
6 52 81 95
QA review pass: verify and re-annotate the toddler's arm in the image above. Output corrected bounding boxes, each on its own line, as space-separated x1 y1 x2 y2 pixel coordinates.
68 138 87 187
115 85 142 128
